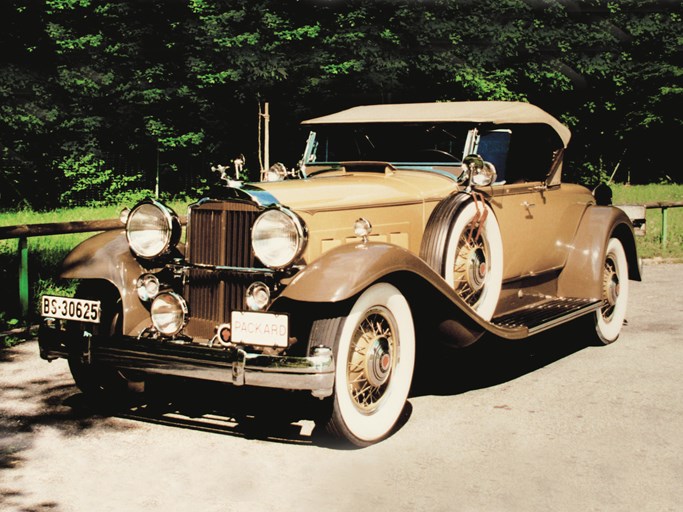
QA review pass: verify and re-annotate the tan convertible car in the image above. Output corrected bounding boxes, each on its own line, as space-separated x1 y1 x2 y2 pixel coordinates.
39 101 641 446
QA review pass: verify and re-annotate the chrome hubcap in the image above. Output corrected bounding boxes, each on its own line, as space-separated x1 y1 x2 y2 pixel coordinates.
365 336 393 388
466 247 487 292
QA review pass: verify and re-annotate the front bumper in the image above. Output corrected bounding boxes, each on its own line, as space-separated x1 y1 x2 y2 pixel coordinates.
39 322 335 399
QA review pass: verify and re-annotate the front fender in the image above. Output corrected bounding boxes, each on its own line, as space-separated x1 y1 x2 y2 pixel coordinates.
60 230 149 336
279 242 528 346
558 205 641 299
280 242 444 303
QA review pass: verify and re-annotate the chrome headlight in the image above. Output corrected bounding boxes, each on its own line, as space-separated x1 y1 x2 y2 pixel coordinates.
252 208 306 269
150 292 188 336
126 200 181 259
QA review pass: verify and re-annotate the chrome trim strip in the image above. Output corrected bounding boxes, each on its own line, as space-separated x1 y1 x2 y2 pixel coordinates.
527 300 602 336
179 262 276 275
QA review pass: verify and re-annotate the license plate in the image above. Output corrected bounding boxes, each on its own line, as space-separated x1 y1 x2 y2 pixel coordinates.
230 311 288 347
41 296 101 324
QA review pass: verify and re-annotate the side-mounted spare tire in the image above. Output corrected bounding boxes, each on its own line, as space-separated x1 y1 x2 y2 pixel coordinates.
420 193 503 321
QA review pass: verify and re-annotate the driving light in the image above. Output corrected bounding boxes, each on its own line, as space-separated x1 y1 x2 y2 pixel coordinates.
136 273 160 302
246 282 271 311
126 200 181 259
471 162 497 187
150 292 188 336
252 208 306 269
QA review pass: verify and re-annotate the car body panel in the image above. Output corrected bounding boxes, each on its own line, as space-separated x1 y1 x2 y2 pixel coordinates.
60 230 164 337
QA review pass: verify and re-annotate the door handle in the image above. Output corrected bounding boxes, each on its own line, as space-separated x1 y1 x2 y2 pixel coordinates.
522 201 536 208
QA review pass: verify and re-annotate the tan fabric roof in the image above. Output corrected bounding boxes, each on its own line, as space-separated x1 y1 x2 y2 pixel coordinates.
302 101 571 147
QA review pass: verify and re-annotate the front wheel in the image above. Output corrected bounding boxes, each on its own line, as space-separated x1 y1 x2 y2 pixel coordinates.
313 283 415 446
67 284 142 401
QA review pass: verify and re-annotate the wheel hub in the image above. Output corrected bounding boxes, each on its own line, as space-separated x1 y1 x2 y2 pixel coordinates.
603 261 620 307
365 336 392 388
465 247 487 292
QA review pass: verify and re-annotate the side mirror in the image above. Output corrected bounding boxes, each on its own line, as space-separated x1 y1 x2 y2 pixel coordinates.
463 154 497 187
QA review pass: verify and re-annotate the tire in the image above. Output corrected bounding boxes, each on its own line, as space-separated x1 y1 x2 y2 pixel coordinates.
313 283 415 447
67 284 141 400
591 238 630 344
441 200 503 321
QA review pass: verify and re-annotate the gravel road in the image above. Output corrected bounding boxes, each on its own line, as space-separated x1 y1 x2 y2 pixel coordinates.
1 263 682 512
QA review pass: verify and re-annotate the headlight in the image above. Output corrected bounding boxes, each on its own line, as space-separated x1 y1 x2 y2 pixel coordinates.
252 208 306 269
126 200 181 259
150 292 188 336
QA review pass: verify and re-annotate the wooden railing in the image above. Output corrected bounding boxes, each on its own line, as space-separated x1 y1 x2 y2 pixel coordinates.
616 201 683 246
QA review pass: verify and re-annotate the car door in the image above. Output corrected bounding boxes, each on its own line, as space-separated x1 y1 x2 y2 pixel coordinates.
489 182 589 281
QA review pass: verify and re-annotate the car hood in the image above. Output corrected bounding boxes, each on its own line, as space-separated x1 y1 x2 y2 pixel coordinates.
250 170 458 212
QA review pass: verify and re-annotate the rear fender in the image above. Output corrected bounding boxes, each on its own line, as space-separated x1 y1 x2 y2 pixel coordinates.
558 206 641 299
60 230 149 336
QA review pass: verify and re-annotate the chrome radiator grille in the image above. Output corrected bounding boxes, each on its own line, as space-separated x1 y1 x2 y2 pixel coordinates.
186 201 260 267
185 201 261 340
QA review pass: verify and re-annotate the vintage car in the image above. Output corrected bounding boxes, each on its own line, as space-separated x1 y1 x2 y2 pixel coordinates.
39 101 641 446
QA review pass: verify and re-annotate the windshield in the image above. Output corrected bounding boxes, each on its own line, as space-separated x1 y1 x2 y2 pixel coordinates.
308 123 471 166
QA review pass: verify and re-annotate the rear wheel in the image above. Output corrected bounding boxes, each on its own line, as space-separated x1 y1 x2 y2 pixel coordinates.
312 283 415 447
590 238 630 344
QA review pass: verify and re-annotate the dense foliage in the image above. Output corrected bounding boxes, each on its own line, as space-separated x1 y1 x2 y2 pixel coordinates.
1 0 681 210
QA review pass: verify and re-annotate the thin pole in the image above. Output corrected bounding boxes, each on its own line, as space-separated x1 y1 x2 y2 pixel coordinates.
19 236 28 326
264 102 270 171
155 144 160 198
662 207 669 250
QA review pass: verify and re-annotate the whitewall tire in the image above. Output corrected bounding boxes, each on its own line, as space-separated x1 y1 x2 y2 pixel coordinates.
593 237 629 344
322 283 415 446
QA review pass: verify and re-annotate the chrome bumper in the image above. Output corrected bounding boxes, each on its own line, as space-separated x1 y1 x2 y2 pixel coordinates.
39 323 335 398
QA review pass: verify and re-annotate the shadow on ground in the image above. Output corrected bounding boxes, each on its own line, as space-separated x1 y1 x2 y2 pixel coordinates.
411 319 595 398
1 322 595 508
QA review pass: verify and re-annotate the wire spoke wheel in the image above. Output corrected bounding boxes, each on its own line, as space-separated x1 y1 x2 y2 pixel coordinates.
452 220 489 306
591 238 629 344
443 201 503 321
346 307 398 413
311 283 415 446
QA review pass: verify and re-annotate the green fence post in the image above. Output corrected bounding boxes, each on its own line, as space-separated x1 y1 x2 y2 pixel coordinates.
661 206 669 251
19 236 29 327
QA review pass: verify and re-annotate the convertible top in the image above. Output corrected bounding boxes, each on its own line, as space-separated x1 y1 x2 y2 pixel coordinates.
302 101 571 147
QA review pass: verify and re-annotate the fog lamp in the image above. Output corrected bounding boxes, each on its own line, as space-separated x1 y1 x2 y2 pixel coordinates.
151 292 188 336
246 282 271 311
136 273 160 302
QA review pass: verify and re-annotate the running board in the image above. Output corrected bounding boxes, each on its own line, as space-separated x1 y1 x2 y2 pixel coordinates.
492 297 603 335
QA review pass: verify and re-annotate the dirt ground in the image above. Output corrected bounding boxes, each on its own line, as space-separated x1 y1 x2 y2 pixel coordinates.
1 263 682 512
